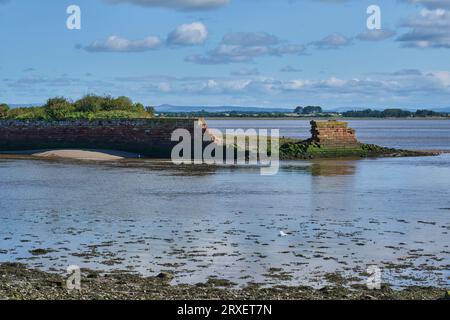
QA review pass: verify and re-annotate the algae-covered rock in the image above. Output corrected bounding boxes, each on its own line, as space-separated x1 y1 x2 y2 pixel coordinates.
279 139 436 160
156 271 174 281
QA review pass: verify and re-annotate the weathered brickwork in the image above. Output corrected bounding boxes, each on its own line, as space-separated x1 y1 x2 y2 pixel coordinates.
310 120 359 147
0 119 207 157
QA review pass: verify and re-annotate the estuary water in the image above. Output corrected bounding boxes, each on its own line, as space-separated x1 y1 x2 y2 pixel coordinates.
208 119 450 151
0 119 449 288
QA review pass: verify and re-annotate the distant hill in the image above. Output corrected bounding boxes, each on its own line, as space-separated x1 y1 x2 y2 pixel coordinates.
8 104 43 108
155 104 292 113
6 103 450 114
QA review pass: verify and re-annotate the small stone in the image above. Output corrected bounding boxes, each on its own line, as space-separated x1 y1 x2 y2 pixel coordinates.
156 272 174 280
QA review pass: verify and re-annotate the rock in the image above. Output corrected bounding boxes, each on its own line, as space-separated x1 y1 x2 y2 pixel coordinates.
156 272 174 281
29 248 54 256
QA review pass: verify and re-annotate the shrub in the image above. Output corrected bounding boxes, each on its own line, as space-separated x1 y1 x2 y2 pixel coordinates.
3 95 155 121
145 106 155 116
110 96 134 111
44 97 75 120
7 107 48 120
74 95 105 113
0 104 9 118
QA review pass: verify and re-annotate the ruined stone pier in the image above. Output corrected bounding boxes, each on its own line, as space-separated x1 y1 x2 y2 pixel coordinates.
309 120 359 148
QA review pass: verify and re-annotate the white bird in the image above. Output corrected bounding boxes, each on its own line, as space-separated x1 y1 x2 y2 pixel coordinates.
279 231 288 237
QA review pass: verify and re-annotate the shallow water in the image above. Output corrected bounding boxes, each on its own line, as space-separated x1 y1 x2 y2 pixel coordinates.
208 119 450 151
0 154 449 288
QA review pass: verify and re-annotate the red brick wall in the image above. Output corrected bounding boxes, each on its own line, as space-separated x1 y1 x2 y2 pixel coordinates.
310 120 359 147
0 119 206 157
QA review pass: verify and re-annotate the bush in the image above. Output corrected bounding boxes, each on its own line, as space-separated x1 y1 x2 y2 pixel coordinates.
145 106 155 116
74 95 105 113
110 96 133 111
293 106 323 115
44 97 75 120
3 95 155 121
0 104 9 118
7 107 48 120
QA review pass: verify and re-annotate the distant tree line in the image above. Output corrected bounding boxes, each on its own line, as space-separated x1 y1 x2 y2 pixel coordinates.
341 108 448 118
158 110 294 118
1 99 448 120
0 95 155 121
294 106 323 115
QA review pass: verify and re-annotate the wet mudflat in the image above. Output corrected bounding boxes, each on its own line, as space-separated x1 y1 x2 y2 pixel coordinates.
0 155 449 291
1 263 447 300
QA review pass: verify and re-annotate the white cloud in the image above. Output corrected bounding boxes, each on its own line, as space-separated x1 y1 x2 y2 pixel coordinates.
167 22 208 46
222 32 280 46
397 9 450 48
104 0 230 10
356 29 396 41
231 68 260 76
7 69 450 107
429 70 450 86
158 82 172 92
280 65 302 73
404 0 450 10
143 69 450 103
311 33 352 49
186 32 305 64
84 35 162 52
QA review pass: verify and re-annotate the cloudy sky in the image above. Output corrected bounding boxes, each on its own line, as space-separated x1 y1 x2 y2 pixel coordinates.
1 0 450 109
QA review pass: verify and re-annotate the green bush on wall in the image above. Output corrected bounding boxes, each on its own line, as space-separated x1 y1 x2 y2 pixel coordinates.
0 104 9 119
1 95 156 121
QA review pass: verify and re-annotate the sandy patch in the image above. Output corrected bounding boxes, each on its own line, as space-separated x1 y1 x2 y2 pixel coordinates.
31 149 139 161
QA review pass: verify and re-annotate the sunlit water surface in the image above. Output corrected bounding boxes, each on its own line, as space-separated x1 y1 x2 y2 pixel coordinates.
0 120 449 288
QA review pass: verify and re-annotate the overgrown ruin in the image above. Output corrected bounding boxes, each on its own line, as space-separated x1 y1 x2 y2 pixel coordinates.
309 120 359 148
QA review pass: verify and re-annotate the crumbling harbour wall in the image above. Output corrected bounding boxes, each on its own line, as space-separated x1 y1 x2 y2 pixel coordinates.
0 118 206 157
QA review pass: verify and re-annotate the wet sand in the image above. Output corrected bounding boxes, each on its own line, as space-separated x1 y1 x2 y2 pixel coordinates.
0 149 140 161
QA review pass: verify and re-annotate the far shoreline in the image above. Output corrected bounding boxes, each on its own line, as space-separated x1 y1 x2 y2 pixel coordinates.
204 117 450 121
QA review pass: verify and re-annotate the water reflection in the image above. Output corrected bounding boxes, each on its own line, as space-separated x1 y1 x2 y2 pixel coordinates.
0 156 449 288
309 160 356 176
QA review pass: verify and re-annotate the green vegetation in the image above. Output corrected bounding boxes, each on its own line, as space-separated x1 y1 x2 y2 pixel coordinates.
0 103 9 118
2 98 448 120
294 106 323 115
279 140 433 160
157 110 300 118
0 96 155 121
342 108 448 118
224 137 433 161
158 106 448 119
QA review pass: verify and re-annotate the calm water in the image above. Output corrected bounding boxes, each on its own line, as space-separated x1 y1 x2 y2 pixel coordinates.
208 119 450 150
0 120 449 288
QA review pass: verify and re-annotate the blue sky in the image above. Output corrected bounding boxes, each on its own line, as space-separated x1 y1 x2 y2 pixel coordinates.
1 0 450 109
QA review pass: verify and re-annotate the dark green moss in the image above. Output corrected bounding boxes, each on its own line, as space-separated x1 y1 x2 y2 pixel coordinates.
279 140 437 160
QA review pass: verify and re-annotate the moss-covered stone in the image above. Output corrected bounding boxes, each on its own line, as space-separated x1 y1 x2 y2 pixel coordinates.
279 139 437 160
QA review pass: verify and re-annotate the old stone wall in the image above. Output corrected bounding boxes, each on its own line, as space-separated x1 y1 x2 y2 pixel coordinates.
310 120 359 147
0 118 207 157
